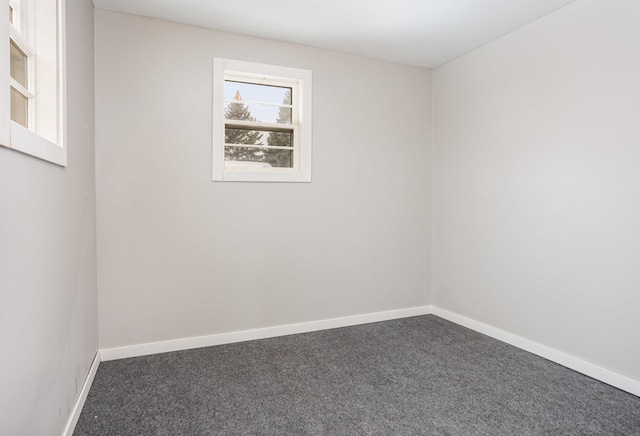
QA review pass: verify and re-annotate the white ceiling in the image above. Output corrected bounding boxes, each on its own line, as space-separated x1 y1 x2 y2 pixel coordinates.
92 0 575 68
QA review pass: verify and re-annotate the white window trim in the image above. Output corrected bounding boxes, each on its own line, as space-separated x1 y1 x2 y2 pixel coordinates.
0 0 67 167
212 58 312 183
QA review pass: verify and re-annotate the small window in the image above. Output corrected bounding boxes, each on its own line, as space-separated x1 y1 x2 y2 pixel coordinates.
213 58 312 182
1 0 66 166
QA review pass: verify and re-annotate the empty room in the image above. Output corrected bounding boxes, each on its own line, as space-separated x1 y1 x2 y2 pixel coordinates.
1 0 639 434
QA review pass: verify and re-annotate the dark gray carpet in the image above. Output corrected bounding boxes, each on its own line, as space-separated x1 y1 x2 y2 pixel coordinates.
74 315 640 435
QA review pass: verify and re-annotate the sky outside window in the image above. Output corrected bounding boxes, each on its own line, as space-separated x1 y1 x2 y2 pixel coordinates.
224 81 291 124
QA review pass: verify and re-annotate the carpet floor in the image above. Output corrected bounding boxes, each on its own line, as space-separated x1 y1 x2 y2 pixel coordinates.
74 315 640 435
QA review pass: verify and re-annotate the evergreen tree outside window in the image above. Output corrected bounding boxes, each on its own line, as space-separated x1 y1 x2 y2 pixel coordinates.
265 89 294 168
224 90 262 163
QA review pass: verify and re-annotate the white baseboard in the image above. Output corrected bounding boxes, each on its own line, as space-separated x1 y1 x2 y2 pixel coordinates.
92 304 638 402
100 305 434 361
431 307 640 397
61 351 101 436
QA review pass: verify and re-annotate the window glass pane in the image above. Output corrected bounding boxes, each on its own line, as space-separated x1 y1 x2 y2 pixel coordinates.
11 87 28 127
224 101 292 125
225 147 293 168
225 127 293 147
225 81 291 105
10 40 28 88
263 149 293 168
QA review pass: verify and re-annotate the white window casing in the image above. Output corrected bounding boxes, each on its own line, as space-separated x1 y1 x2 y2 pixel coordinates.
1 4 12 146
212 58 312 182
1 0 67 167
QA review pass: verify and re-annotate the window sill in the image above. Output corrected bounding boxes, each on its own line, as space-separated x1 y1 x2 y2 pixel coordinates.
6 121 66 167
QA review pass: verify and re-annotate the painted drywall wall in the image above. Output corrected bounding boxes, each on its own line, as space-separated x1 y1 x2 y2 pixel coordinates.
95 10 432 348
432 0 640 381
0 0 97 434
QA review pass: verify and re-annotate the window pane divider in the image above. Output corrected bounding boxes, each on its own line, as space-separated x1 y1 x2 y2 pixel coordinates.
224 119 294 130
223 99 293 109
224 143 293 150
9 78 33 98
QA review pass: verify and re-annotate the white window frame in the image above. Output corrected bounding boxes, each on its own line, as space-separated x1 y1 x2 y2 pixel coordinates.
0 0 67 167
212 58 312 182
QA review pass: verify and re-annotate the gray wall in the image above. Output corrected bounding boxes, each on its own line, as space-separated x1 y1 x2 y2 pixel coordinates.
0 0 97 434
432 0 640 381
95 10 432 348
